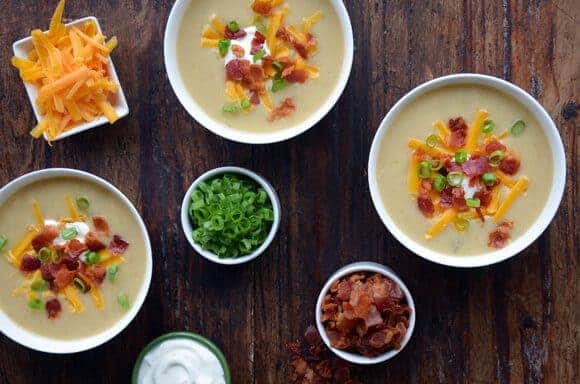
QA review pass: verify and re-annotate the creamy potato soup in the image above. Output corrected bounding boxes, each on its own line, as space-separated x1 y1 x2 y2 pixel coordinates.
375 85 553 256
177 0 344 132
0 177 147 339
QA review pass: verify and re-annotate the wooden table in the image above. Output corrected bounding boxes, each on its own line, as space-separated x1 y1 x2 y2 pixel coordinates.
0 1 578 383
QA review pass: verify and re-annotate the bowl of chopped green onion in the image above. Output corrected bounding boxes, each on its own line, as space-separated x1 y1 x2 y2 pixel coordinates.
181 167 281 265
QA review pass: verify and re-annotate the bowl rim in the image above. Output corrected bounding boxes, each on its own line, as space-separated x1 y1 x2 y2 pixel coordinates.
163 0 354 144
11 16 129 141
0 168 153 353
315 261 416 365
367 73 567 268
180 166 281 265
131 331 232 384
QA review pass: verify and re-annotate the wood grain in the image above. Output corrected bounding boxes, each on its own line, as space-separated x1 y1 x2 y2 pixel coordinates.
0 0 578 383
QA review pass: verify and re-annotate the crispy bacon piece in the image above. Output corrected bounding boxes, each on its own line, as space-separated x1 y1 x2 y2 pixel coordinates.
286 69 308 83
499 155 521 175
45 298 62 319
85 265 107 285
31 225 58 252
277 26 314 59
225 59 251 81
443 156 462 173
92 216 110 236
41 263 59 281
64 239 88 259
268 98 296 122
249 91 261 105
243 64 266 92
231 44 245 58
53 267 75 290
63 256 79 271
224 26 247 40
449 117 468 131
20 254 41 272
440 187 467 211
250 31 266 54
417 196 435 218
109 235 129 254
488 221 514 248
251 0 273 15
85 231 106 251
484 140 507 154
447 117 468 149
474 187 493 207
462 157 490 177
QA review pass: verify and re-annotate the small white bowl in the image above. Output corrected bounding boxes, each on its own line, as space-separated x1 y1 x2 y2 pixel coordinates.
368 74 566 268
315 261 416 365
0 168 152 353
163 0 354 144
12 17 129 141
180 166 281 265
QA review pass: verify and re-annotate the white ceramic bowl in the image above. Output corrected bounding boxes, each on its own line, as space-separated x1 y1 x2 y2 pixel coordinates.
0 168 152 353
368 74 566 268
315 261 416 365
12 17 129 141
163 0 354 144
181 166 281 265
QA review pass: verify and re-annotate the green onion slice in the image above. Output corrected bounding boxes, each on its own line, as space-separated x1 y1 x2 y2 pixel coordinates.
60 227 78 240
227 20 240 33
27 298 43 310
107 265 119 282
454 217 470 232
241 98 251 110
454 148 468 164
509 119 526 135
488 150 505 166
85 251 100 265
73 277 88 293
253 49 266 63
117 293 130 310
30 279 48 292
466 198 481 208
426 134 440 148
482 119 495 134
218 39 231 57
0 235 7 251
481 172 497 186
272 60 284 71
447 171 464 187
271 77 287 93
51 251 63 264
222 104 239 113
433 174 447 192
417 161 432 179
75 197 90 211
38 247 52 263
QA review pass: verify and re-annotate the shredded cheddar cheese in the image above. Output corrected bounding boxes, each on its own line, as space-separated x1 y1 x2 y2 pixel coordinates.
407 156 420 195
426 209 457 239
465 109 489 153
63 285 84 313
493 177 529 222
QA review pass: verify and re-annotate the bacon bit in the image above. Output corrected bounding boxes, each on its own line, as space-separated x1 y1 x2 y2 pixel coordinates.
63 256 79 271
64 239 88 259
440 187 467 211
85 265 106 285
488 220 514 248
225 59 251 81
231 44 245 58
462 157 490 177
92 216 110 236
249 91 261 105
45 298 62 319
484 140 507 154
268 98 296 122
109 235 129 254
53 267 75 290
251 0 273 15
224 26 247 40
31 225 58 252
417 196 435 218
281 65 295 78
449 117 468 131
286 69 308 83
41 263 59 281
444 157 463 173
418 179 433 197
321 272 411 357
474 187 493 207
85 231 106 251
250 31 266 54
499 155 521 175
447 117 468 149
243 64 266 92
20 255 41 272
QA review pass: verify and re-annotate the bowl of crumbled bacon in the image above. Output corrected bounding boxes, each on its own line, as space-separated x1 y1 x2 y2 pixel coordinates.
11 0 128 142
315 262 416 365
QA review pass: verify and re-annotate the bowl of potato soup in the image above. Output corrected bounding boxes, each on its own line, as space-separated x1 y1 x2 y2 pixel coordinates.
368 74 565 268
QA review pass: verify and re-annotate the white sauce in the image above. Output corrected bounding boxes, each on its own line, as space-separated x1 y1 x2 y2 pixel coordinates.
224 26 270 66
461 177 479 199
137 338 226 384
45 220 90 247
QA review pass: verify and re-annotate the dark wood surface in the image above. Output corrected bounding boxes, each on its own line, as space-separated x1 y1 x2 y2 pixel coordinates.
0 1 578 383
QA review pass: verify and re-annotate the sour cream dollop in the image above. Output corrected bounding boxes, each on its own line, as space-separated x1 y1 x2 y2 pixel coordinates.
224 26 271 66
137 338 226 384
45 220 90 247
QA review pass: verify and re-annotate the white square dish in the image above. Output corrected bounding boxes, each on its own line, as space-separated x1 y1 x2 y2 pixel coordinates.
12 16 129 141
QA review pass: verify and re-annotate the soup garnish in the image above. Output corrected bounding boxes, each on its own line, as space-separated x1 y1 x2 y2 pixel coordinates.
7 195 130 319
11 0 121 141
188 174 274 258
200 0 322 121
407 109 529 249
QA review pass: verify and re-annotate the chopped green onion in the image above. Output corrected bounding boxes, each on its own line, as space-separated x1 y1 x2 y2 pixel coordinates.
482 119 495 134
417 161 432 179
0 235 7 251
466 198 481 208
253 49 266 63
117 293 130 310
433 174 447 192
488 150 505 166
227 20 239 33
30 279 48 292
73 277 88 293
454 148 468 164
75 197 90 211
60 227 78 241
85 251 100 265
222 104 239 113
27 298 43 310
107 265 119 282
271 77 287 93
454 217 470 232
447 171 464 187
38 247 52 263
241 98 251 110
218 39 231 57
426 134 439 148
509 119 526 135
51 251 63 264
256 22 267 34
481 172 497 186
430 160 443 171
272 60 284 71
